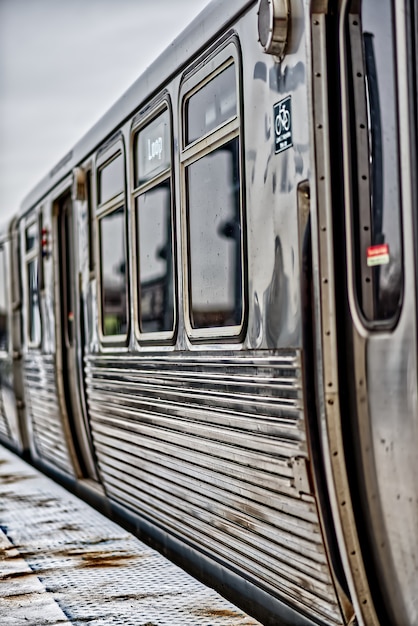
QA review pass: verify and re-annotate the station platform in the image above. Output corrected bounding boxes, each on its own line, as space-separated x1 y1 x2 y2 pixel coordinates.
0 446 262 626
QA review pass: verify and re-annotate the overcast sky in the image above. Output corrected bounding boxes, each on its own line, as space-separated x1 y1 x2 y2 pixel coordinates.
0 0 212 223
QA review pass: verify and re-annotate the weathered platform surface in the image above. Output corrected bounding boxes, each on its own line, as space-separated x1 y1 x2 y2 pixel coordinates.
0 446 262 626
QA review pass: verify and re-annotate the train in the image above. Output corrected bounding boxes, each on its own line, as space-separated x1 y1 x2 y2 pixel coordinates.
0 1 417 624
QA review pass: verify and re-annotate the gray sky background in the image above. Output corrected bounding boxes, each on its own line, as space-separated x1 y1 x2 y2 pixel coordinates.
0 0 212 223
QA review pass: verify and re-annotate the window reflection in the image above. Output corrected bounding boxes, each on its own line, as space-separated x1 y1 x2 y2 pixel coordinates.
137 181 174 333
348 0 402 321
187 138 242 329
100 207 127 336
135 110 171 186
186 64 237 144
98 154 124 205
0 248 8 351
28 258 41 344
25 223 38 252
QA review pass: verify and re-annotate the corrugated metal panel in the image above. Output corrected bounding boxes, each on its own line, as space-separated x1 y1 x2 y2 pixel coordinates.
86 350 343 625
0 388 11 440
0 359 13 444
23 354 75 475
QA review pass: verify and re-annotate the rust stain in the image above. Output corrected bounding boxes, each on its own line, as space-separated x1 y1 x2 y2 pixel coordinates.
0 549 21 560
193 607 243 618
0 473 32 485
58 523 81 532
0 592 44 602
67 549 138 568
0 570 35 581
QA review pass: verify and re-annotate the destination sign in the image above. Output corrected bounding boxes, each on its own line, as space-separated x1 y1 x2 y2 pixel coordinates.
136 110 171 186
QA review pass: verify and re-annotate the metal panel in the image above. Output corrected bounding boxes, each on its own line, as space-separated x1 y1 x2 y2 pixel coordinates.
23 354 75 476
86 351 343 625
0 388 12 440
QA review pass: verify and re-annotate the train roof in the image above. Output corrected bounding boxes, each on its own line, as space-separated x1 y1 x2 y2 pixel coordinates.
20 0 255 218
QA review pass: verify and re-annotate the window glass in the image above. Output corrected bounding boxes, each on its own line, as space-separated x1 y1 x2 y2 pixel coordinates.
99 207 127 336
25 223 38 252
28 258 41 344
348 0 402 322
98 153 124 204
0 247 8 351
136 180 174 333
186 64 237 144
135 110 171 187
86 171 95 272
186 138 242 329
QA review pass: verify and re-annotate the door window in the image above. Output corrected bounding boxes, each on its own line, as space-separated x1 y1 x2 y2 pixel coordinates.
346 0 403 323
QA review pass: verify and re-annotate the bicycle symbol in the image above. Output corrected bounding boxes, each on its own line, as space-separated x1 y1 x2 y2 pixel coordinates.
274 97 292 154
275 102 291 136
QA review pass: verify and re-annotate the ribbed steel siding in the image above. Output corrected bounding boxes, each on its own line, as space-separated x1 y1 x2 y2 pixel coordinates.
0 388 11 441
0 359 12 443
86 351 342 625
23 354 74 475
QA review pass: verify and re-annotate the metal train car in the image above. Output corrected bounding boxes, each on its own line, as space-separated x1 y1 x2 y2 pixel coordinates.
0 1 417 624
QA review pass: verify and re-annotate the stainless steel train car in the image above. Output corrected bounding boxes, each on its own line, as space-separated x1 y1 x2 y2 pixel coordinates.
0 1 417 624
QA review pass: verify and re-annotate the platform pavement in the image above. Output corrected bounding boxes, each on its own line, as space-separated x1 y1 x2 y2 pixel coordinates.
0 445 262 626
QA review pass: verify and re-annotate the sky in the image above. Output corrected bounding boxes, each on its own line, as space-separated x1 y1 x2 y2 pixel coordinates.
0 0 212 223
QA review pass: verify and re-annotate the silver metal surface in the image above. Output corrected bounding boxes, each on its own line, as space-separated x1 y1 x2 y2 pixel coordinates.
23 354 75 476
309 9 376 626
0 445 262 626
6 0 416 623
7 2 347 623
86 351 343 626
338 1 418 624
0 232 24 452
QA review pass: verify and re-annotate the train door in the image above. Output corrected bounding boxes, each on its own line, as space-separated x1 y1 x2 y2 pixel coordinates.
312 1 418 624
56 192 99 481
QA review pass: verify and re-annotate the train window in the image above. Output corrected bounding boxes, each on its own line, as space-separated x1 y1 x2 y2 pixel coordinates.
98 153 124 205
99 207 128 337
135 110 171 186
86 170 95 273
27 258 41 344
25 222 38 252
133 107 175 338
24 221 41 346
181 51 244 339
0 247 8 352
346 0 403 323
187 139 242 328
185 64 237 145
136 182 174 334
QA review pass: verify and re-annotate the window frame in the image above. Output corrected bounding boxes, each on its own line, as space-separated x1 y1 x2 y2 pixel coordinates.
96 136 130 346
130 99 177 345
180 41 246 342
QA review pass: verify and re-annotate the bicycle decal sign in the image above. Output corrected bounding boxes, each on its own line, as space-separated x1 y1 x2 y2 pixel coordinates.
274 96 292 154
